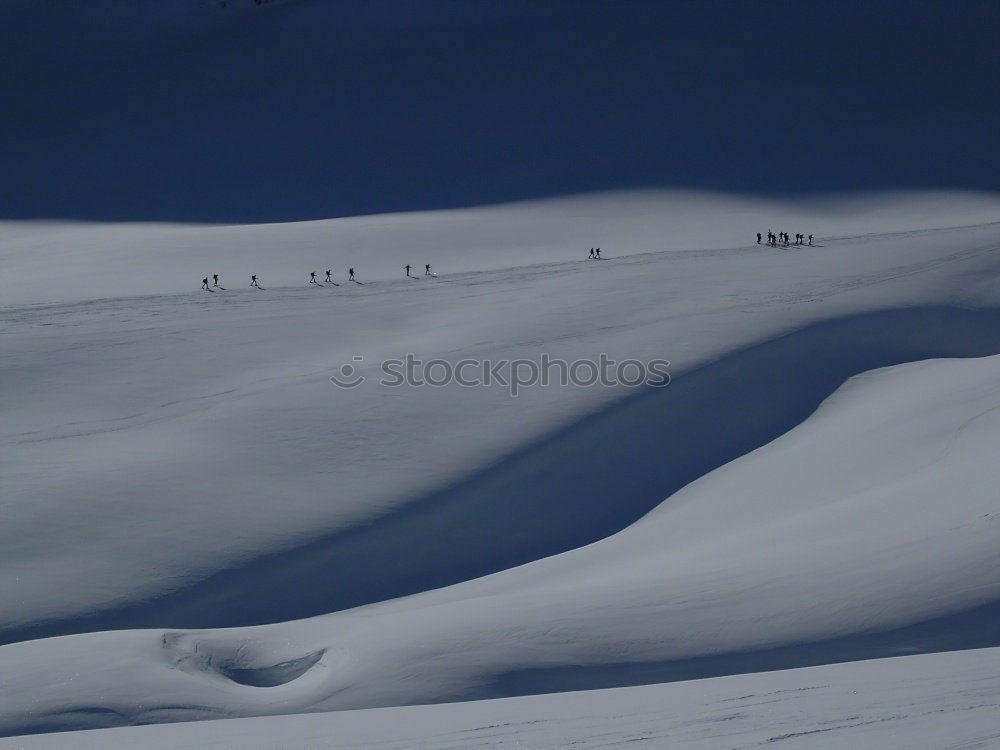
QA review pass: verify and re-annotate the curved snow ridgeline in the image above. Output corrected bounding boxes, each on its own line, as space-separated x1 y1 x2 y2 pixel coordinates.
5 306 1000 650
1 192 1000 740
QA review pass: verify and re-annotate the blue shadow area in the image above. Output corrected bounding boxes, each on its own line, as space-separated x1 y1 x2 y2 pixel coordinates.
4 305 1000 647
1 0 998 223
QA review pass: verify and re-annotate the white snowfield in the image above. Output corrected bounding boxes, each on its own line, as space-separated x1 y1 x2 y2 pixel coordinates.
4 647 998 750
3 189 1000 308
2 191 1000 745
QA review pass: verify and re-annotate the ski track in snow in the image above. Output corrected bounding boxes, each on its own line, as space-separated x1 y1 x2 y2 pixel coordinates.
2 192 1000 741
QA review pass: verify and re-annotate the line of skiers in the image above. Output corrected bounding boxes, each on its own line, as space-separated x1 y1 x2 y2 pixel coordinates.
202 233 821 292
203 230 822 292
757 231 812 247
201 273 265 290
311 268 362 284
404 264 434 277
203 265 439 291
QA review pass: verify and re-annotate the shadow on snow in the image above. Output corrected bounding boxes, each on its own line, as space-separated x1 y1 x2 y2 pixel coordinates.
5 306 1000 656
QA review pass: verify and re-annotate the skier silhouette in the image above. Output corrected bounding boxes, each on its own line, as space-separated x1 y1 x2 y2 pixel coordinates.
309 272 318 284
425 264 432 276
405 264 412 277
589 248 595 259
595 248 602 259
250 274 259 288
756 232 762 244
349 268 355 281
201 277 209 290
213 274 219 287
808 234 813 246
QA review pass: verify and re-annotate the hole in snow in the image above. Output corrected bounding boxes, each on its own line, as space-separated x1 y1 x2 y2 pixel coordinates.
214 649 325 687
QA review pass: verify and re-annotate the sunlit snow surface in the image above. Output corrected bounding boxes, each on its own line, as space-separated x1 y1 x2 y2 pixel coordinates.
1 191 999 745
5 648 999 750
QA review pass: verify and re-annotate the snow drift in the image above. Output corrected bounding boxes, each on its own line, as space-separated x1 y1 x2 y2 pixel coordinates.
2 347 1000 735
1 192 1000 739
6 646 998 749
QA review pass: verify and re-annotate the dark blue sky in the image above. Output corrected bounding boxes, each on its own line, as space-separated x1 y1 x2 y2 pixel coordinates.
2 0 998 222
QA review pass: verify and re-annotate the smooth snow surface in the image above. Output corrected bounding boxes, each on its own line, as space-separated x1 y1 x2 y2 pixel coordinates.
2 191 1000 742
5 647 998 749
3 189 1000 307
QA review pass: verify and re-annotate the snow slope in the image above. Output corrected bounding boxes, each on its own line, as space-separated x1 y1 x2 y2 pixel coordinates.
3 343 1000 735
1 192 1000 741
4 193 1000 646
3 189 1000 307
6 647 998 750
